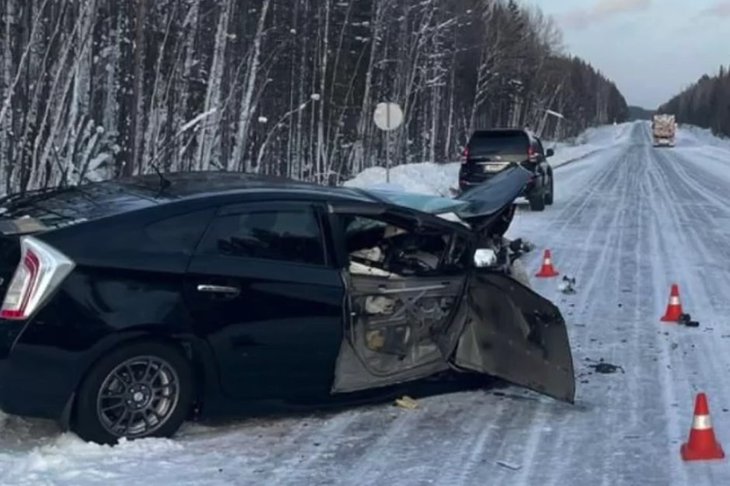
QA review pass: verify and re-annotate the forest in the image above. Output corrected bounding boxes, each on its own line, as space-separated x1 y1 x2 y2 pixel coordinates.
0 0 629 195
659 66 730 138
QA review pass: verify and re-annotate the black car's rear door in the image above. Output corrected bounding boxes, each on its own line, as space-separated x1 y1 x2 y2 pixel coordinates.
183 201 345 399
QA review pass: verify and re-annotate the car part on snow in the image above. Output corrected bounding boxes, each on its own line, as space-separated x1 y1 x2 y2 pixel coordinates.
661 284 684 322
535 249 559 278
558 276 576 295
681 393 725 461
496 460 522 471
394 396 419 410
588 362 624 374
678 313 700 328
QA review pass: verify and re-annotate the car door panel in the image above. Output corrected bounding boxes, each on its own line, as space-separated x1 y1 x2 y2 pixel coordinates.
184 202 345 400
452 271 575 403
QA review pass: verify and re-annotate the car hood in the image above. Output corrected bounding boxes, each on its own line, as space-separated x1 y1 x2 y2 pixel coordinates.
454 165 531 218
365 165 529 218
365 165 530 231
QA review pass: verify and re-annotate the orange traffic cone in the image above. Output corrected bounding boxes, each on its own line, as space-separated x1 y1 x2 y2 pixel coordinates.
535 249 559 278
661 284 684 322
681 393 725 461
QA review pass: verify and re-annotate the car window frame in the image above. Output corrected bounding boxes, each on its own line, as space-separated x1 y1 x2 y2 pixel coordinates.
194 200 332 268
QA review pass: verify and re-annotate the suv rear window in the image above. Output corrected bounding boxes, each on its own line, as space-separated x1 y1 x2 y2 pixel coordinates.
468 131 528 155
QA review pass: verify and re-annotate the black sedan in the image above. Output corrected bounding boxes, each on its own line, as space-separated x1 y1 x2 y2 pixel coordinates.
0 168 574 444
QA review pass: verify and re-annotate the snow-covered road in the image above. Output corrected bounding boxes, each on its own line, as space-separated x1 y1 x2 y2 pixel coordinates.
2 122 730 485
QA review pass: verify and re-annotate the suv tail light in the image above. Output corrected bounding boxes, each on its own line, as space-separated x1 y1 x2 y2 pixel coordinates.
527 147 539 163
1 236 75 320
461 147 470 164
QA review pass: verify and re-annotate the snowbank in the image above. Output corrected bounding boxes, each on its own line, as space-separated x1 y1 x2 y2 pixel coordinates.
344 162 459 197
676 124 730 150
345 123 631 196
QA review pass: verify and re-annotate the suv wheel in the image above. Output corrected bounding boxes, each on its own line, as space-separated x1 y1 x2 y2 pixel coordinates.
73 342 193 445
545 174 554 206
529 191 546 211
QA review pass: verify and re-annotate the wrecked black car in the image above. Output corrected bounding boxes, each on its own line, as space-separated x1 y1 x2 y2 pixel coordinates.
0 167 574 445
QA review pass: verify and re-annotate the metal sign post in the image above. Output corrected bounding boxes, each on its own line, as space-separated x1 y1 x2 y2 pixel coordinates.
373 102 404 184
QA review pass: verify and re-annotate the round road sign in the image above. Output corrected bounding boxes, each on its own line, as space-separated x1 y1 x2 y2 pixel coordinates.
373 102 404 131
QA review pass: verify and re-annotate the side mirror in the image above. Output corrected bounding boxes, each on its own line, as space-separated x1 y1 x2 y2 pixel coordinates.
546 148 555 158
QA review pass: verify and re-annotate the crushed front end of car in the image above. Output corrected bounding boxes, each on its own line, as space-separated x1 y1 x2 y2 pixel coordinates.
363 165 575 403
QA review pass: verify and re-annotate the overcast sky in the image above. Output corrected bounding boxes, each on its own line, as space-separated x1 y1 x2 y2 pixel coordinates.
525 0 730 108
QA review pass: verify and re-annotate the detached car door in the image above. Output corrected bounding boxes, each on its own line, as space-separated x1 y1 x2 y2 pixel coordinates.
452 270 575 403
328 206 473 393
184 201 345 399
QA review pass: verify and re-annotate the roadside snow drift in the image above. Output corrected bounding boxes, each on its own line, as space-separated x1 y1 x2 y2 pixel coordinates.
345 122 632 195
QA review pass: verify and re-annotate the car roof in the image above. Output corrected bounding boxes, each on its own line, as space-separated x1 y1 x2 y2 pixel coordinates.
114 171 375 202
0 171 379 232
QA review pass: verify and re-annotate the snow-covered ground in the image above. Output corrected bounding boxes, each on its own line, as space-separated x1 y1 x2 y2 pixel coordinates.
2 121 730 485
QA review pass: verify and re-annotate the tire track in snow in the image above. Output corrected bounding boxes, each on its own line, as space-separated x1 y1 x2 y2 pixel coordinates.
536 137 671 485
645 144 730 486
503 124 678 485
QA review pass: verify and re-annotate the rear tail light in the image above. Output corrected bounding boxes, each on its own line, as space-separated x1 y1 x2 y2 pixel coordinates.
1 236 75 321
461 147 470 164
527 147 539 162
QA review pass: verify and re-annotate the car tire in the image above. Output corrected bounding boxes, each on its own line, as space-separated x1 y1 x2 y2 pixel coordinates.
545 175 554 206
72 341 194 445
529 191 546 211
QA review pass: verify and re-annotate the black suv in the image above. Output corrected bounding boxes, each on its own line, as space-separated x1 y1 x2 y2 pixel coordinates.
458 129 555 211
0 171 573 444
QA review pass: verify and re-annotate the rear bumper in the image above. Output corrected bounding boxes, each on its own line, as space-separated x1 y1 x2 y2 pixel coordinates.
0 324 79 420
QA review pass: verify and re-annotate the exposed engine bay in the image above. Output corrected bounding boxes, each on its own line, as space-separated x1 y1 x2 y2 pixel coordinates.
341 205 535 363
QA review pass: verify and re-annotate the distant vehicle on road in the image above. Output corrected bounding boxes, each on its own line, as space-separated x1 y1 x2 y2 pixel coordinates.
0 170 574 445
652 114 677 147
458 128 555 211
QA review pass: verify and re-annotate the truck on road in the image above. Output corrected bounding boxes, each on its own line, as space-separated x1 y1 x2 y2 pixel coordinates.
652 114 677 147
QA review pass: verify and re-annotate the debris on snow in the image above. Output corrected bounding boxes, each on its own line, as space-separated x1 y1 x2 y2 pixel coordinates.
678 313 700 328
584 358 625 374
590 363 625 374
497 460 522 471
394 396 419 410
558 276 576 294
